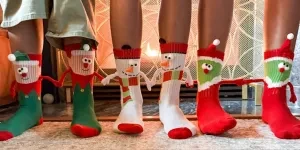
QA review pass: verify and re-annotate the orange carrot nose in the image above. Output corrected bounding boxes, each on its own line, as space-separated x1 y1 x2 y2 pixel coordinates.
279 68 285 73
126 66 134 73
161 61 169 67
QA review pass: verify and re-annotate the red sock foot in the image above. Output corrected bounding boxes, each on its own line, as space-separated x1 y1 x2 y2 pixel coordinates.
262 85 300 139
196 85 237 135
37 118 43 126
118 123 143 134
168 127 192 139
71 124 100 138
0 131 14 141
263 35 300 139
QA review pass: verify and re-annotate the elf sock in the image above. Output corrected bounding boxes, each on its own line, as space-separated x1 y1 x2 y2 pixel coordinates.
102 48 148 134
0 52 43 141
64 43 101 138
196 40 236 135
152 43 196 139
262 33 300 139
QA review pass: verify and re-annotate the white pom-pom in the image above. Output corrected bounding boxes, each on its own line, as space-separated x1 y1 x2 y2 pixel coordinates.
213 39 220 46
287 33 294 40
8 54 16 61
83 44 90 51
43 93 54 104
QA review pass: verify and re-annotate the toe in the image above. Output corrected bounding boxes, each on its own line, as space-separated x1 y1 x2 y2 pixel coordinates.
0 131 13 141
118 123 143 134
71 124 100 138
168 127 193 139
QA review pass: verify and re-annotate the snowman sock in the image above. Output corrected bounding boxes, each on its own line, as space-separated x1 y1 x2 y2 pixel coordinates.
112 48 144 134
0 52 43 141
64 43 101 138
157 42 196 139
196 40 236 135
262 33 300 139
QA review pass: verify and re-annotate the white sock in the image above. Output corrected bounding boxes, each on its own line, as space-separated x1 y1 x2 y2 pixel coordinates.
152 47 197 138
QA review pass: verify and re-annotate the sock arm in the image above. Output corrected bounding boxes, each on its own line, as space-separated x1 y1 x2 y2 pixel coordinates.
39 76 61 87
139 71 152 91
94 72 104 81
150 68 162 85
101 72 118 85
57 68 72 87
288 82 297 103
183 67 194 88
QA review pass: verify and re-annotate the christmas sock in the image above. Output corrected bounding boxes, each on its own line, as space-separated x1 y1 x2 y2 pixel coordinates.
262 33 300 139
151 43 196 139
64 43 101 138
0 52 43 141
196 40 236 135
102 48 151 134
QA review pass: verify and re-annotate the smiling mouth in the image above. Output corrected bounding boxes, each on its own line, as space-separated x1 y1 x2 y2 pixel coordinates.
162 65 181 71
82 68 90 71
22 77 30 80
122 71 139 77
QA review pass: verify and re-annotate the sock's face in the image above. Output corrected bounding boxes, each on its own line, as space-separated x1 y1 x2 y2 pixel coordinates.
265 59 292 83
197 59 222 85
69 50 95 75
161 53 185 71
14 62 40 84
115 59 141 78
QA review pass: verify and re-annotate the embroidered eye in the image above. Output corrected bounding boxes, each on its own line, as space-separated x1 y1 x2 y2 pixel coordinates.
278 62 285 69
17 68 23 74
207 64 213 71
134 64 137 66
202 63 207 69
22 67 28 73
87 59 92 64
284 64 290 71
82 57 89 63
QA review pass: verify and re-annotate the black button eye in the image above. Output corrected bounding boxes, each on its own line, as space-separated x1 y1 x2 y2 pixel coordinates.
18 70 21 72
283 63 286 65
88 60 91 63
208 65 211 68
286 64 289 67
205 63 208 66
135 64 137 66
165 56 168 58
21 68 23 70
168 57 171 59
131 64 134 67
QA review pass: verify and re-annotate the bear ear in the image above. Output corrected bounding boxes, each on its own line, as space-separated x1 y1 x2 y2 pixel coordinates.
121 45 132 50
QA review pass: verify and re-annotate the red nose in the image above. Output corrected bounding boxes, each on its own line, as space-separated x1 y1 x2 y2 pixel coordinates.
279 68 285 73
21 73 27 77
83 63 89 68
204 69 209 74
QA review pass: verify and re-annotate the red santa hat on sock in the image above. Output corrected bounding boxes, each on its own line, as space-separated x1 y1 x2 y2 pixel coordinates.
264 33 295 62
113 48 142 59
197 39 224 62
64 41 96 58
8 51 42 66
160 43 188 54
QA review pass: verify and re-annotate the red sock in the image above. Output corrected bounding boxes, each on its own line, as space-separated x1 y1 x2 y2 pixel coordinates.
262 33 300 139
196 39 236 135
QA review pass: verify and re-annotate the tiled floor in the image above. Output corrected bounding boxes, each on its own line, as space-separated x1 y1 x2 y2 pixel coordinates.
1 99 300 121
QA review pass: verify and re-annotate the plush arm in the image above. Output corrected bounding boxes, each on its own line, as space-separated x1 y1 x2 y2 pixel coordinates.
139 71 152 91
94 72 104 81
288 82 297 103
150 68 162 86
183 67 194 87
101 72 118 85
55 68 72 87
39 76 61 87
